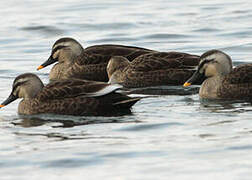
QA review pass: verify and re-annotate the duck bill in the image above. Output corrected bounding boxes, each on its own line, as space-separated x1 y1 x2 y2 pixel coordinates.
0 93 18 108
37 55 57 70
183 70 205 87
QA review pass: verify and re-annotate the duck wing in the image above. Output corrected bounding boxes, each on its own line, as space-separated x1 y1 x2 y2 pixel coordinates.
75 52 110 65
68 45 155 81
223 64 252 84
84 44 155 61
218 64 252 99
129 52 199 72
37 79 122 101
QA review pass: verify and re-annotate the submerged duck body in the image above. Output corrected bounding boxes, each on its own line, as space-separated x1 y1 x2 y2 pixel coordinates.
184 50 252 100
0 73 140 116
37 37 155 82
107 51 201 88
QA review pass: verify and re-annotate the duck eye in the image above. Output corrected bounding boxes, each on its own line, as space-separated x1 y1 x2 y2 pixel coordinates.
198 59 212 70
205 58 215 63
52 45 67 55
13 80 28 92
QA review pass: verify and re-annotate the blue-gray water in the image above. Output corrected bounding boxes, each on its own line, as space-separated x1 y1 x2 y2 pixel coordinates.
1 0 252 179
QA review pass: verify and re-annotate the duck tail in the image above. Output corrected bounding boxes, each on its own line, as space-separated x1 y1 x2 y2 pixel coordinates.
113 97 141 109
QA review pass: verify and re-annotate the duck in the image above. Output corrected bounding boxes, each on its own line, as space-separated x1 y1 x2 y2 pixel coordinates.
0 73 140 116
37 37 155 82
106 51 202 88
183 49 252 100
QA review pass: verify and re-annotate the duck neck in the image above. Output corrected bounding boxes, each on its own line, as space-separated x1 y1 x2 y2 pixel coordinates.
49 63 67 80
18 99 35 115
199 75 223 99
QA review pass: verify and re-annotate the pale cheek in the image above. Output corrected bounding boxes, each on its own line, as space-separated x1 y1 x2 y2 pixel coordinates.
60 51 73 61
18 89 25 98
18 86 31 98
205 65 217 77
53 52 59 59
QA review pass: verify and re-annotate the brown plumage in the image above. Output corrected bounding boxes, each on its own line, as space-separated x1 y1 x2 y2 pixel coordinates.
37 37 155 82
107 51 201 88
183 50 252 100
0 73 140 116
217 64 252 99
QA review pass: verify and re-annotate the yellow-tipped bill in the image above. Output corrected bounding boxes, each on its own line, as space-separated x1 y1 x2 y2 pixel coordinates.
183 82 191 87
37 65 44 70
0 105 5 108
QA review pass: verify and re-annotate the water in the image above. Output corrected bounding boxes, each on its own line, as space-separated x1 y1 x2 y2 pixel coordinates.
1 0 252 179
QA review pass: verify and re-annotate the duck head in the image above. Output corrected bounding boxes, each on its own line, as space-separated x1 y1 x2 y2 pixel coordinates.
0 73 44 108
184 49 232 87
107 56 130 79
37 37 83 70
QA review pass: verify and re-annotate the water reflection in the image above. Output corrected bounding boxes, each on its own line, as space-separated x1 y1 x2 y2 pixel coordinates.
118 122 184 132
13 113 141 128
199 99 252 113
128 85 200 95
41 157 102 168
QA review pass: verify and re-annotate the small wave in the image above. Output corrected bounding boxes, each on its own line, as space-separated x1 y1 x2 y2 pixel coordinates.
193 28 221 33
20 25 64 36
141 33 192 40
118 122 184 132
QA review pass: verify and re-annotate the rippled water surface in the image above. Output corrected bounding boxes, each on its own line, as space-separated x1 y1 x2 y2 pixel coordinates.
1 0 252 179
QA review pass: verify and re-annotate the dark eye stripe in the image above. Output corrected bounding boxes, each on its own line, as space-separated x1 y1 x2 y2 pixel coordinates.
13 81 28 92
198 59 214 70
52 45 67 55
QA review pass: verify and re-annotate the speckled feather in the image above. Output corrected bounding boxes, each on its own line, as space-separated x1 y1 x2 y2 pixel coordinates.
129 52 199 71
37 79 110 100
63 45 155 82
110 52 201 88
84 44 156 62
217 64 252 99
18 79 140 116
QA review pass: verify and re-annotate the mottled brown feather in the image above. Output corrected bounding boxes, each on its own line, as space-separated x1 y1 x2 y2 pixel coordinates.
37 79 109 101
25 92 139 116
84 44 155 61
62 45 155 82
217 64 252 99
130 52 199 71
109 52 200 88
